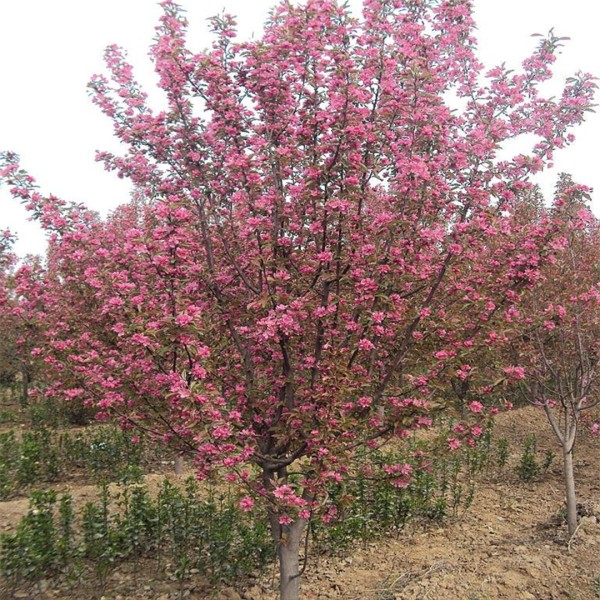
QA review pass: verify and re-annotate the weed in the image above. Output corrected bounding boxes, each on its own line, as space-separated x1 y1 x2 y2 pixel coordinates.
81 484 121 592
59 426 145 478
516 435 540 481
0 431 17 499
17 428 59 487
0 490 61 586
542 449 555 472
496 437 509 468
0 408 16 425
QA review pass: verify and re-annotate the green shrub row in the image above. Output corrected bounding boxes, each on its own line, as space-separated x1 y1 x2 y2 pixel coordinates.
312 427 493 551
0 426 151 498
0 424 556 595
0 477 274 596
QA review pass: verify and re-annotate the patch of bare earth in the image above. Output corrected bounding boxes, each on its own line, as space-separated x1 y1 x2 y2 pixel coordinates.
1 406 600 599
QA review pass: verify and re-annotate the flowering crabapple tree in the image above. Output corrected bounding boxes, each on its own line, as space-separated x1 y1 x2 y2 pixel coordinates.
0 258 17 392
0 231 18 386
0 165 99 409
420 190 561 420
2 0 598 597
0 231 45 404
511 179 600 539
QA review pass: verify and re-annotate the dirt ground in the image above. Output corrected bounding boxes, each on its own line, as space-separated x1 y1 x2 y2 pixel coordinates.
1 406 600 600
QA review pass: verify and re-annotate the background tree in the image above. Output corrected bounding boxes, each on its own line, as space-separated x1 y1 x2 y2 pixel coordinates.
0 231 18 391
0 232 44 406
513 177 599 538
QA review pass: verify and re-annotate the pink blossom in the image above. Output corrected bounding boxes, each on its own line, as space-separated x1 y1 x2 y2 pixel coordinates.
212 425 232 440
504 366 526 380
447 438 461 451
468 401 484 414
175 313 194 326
273 485 293 500
357 338 375 351
321 506 338 524
416 416 432 428
240 496 255 512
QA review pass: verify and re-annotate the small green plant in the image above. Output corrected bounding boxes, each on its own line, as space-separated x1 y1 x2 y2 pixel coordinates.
17 428 59 486
0 431 18 499
28 395 94 428
59 426 147 479
496 437 509 468
0 464 13 500
516 435 540 481
115 481 157 570
28 397 64 429
0 408 17 425
56 493 79 581
542 449 555 472
81 483 121 593
0 424 164 497
474 426 494 472
0 490 60 587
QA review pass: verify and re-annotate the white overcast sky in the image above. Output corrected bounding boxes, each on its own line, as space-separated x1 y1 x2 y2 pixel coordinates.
1 0 599 257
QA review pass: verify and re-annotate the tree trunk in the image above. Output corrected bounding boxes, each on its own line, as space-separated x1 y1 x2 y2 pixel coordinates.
563 447 578 538
269 513 307 600
174 454 184 475
20 366 29 407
